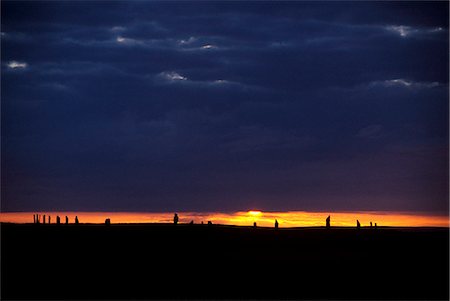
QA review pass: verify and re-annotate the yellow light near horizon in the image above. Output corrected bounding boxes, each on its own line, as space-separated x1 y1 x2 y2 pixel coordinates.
0 211 448 227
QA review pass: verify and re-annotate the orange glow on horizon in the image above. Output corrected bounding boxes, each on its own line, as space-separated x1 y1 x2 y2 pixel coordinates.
0 211 448 227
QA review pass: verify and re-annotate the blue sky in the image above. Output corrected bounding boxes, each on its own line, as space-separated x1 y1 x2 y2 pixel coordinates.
1 1 448 213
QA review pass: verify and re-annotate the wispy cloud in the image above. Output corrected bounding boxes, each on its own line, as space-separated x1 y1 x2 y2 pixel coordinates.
156 71 222 85
178 36 197 45
39 82 70 91
155 71 260 92
200 44 217 50
111 26 126 32
115 36 145 46
113 35 219 52
369 79 441 89
386 25 412 37
6 61 28 69
158 71 188 82
385 25 444 38
177 36 220 51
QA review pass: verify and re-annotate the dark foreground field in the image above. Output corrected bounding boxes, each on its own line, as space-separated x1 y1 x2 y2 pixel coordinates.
1 223 449 300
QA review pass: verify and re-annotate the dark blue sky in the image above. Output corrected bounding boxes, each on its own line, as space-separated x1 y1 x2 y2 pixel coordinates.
1 1 448 213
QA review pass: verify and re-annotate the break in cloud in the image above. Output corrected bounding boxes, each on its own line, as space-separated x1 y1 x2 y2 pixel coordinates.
1 1 448 213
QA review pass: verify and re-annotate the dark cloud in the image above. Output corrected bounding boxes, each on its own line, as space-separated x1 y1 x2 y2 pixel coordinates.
1 1 448 213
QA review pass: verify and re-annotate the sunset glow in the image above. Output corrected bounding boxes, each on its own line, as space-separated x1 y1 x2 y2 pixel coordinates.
0 211 448 227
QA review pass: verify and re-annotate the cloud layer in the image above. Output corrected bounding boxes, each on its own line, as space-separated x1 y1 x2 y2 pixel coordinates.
1 1 448 213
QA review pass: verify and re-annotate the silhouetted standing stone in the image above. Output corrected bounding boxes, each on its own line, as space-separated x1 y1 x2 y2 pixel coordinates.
75 216 79 225
207 221 212 226
275 219 279 229
65 216 68 224
43 215 46 224
173 213 179 225
326 215 331 228
33 215 36 224
49 216 51 224
370 222 373 228
105 218 111 225
357 220 361 229
253 222 257 228
374 223 377 229
189 220 194 225
56 216 60 225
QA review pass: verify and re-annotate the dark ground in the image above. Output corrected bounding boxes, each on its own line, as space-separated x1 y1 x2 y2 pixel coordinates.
1 223 449 300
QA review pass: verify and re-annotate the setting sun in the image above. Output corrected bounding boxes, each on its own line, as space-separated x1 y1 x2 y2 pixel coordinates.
248 210 262 216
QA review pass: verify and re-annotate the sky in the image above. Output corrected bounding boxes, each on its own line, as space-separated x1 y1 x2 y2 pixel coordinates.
1 1 448 213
